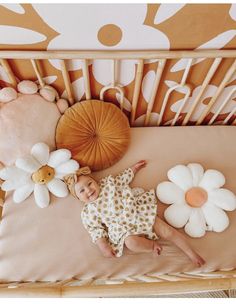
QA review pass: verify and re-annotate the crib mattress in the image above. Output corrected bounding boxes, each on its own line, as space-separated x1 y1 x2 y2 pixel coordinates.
0 126 236 282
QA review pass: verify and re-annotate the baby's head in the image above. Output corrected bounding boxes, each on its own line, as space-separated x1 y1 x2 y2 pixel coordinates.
75 175 100 203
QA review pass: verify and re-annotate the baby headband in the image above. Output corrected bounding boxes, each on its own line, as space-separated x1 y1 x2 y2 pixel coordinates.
64 166 91 198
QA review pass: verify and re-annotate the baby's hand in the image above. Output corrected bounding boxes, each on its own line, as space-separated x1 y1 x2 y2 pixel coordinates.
131 160 147 174
189 252 206 267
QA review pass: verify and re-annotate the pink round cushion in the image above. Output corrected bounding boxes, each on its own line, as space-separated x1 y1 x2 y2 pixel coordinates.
0 94 61 166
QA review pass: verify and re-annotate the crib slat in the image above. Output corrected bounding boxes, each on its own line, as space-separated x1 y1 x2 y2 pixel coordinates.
111 59 118 87
82 59 91 100
0 59 18 88
144 59 166 126
182 58 222 125
223 106 236 124
158 58 193 126
131 59 144 126
208 87 236 125
196 59 236 125
60 60 75 105
112 60 124 111
171 86 191 126
31 59 45 88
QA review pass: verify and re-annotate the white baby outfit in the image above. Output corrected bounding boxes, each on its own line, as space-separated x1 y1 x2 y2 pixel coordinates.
81 168 158 257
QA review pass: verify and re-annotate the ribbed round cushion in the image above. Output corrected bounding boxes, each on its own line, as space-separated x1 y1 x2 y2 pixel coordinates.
55 100 130 171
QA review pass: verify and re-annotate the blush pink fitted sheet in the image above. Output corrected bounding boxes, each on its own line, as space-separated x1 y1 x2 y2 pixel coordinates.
0 126 236 282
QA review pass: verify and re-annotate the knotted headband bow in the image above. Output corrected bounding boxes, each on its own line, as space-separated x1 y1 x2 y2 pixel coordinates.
64 166 91 198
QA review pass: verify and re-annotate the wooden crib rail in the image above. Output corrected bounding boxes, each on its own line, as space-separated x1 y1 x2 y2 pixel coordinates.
1 49 236 59
0 270 235 297
1 49 236 127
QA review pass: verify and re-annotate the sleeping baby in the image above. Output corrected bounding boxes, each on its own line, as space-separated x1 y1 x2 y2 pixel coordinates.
65 160 205 267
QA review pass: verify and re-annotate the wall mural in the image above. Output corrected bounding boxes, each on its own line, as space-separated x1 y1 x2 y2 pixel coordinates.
0 3 236 125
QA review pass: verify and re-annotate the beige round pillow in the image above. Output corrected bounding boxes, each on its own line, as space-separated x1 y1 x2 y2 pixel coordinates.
56 100 130 171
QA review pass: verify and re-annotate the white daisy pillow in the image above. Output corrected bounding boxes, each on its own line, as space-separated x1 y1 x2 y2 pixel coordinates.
0 142 79 208
156 163 236 238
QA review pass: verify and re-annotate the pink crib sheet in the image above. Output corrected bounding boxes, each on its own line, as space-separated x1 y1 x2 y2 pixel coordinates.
0 126 235 282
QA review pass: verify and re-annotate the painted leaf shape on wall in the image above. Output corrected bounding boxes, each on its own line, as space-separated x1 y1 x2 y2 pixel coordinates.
154 4 186 24
229 4 236 21
0 4 25 14
35 76 57 85
61 77 85 102
165 80 190 94
0 66 11 83
115 93 132 112
211 85 236 113
170 85 216 120
142 71 156 103
0 26 46 45
171 30 236 72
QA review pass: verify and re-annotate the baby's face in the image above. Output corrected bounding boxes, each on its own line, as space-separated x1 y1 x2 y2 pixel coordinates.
75 175 100 203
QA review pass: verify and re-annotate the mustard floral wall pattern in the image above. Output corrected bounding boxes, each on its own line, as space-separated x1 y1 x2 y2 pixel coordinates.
0 3 236 124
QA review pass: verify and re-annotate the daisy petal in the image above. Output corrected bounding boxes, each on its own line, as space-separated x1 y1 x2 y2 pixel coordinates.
0 166 27 180
31 142 50 166
156 181 185 205
187 163 204 186
1 169 31 191
202 203 229 232
167 165 193 191
199 169 225 190
208 188 236 211
164 203 191 228
184 209 206 237
47 178 68 198
47 149 72 168
34 184 50 208
16 155 41 173
55 160 79 176
13 181 34 203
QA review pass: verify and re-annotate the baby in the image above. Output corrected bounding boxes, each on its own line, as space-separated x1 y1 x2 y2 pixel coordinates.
67 160 205 267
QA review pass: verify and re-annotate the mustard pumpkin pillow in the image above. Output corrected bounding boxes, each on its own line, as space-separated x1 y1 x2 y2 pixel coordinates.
55 100 130 171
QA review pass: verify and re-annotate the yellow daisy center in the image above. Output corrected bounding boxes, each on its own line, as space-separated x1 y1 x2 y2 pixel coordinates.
32 165 55 185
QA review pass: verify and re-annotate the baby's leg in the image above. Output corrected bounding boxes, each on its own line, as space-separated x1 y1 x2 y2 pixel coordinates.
153 217 205 267
124 235 162 256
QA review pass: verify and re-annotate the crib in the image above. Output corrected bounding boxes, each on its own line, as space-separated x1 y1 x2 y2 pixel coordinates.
0 49 236 297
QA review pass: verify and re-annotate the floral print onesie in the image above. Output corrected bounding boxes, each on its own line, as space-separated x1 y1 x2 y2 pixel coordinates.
81 168 158 257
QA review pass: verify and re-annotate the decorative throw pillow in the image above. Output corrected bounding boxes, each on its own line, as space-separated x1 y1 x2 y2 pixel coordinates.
156 163 236 238
56 100 130 171
0 142 79 208
0 94 61 166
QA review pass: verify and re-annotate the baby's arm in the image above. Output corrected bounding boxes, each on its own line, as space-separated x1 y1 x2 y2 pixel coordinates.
96 238 116 258
114 160 147 187
130 160 147 175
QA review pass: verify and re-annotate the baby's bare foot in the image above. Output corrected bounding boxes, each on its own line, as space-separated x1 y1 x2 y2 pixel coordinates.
190 253 206 267
152 241 162 257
